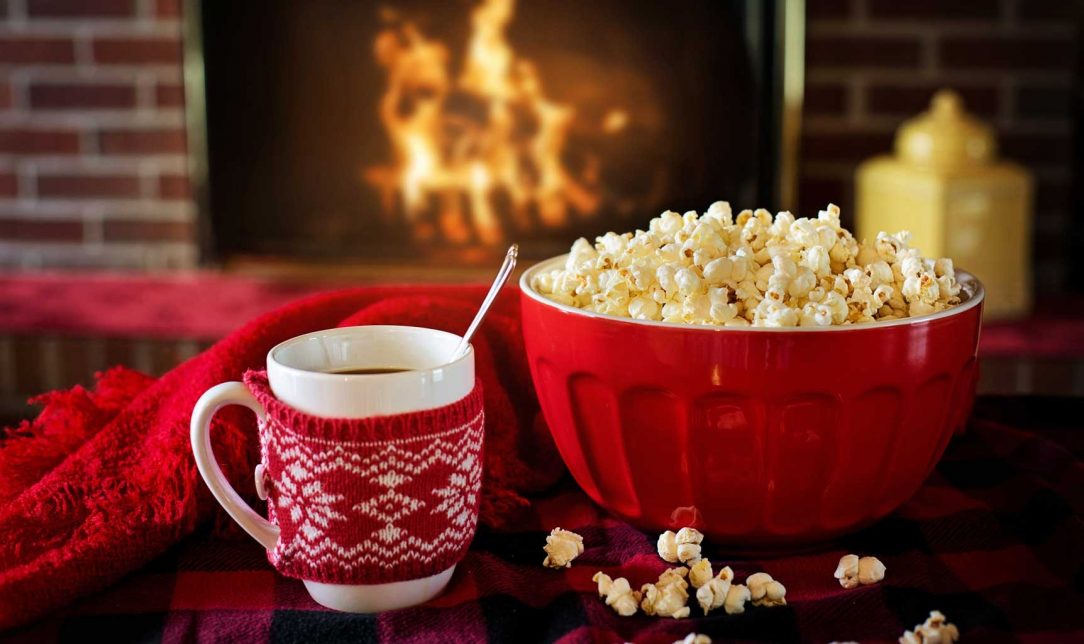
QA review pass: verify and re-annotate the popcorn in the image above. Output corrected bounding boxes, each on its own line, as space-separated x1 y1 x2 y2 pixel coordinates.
674 635 711 644
641 568 691 619
687 559 714 589
899 610 960 644
694 566 733 615
542 528 583 569
592 571 641 617
834 554 860 589
675 527 704 564
834 554 886 588
723 583 752 615
745 572 787 607
534 202 963 327
858 556 887 585
657 527 704 564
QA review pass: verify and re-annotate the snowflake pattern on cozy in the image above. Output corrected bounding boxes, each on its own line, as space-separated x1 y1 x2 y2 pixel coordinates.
252 380 485 585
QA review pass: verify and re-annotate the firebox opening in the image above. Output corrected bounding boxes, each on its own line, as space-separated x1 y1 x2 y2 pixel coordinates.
196 0 794 267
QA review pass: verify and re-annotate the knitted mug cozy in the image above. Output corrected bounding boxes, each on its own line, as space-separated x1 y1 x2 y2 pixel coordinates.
243 370 485 585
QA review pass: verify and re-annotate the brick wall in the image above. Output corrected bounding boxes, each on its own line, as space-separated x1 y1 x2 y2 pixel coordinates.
0 0 196 269
800 0 1077 292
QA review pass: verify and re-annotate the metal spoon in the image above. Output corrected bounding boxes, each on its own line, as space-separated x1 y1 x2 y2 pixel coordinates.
452 243 518 361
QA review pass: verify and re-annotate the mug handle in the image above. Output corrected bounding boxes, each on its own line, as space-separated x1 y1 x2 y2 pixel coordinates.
190 381 280 550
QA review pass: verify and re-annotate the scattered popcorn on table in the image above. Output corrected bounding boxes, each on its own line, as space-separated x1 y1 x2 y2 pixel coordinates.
723 583 752 615
834 554 860 588
657 530 678 562
858 556 887 585
695 566 734 615
657 527 704 564
745 572 787 607
542 527 584 569
534 202 964 327
835 554 886 588
592 571 641 617
640 567 691 619
687 559 714 589
674 634 711 644
899 610 960 644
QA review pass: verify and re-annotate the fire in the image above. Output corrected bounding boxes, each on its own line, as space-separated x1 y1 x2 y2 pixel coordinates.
366 0 613 246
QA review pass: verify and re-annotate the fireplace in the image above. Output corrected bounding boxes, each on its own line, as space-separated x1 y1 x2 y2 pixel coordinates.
191 0 802 267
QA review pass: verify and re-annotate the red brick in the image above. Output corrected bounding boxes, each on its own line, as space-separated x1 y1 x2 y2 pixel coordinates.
98 129 186 155
0 217 84 241
804 83 848 115
0 37 76 64
92 37 181 65
158 173 189 199
801 131 896 163
28 0 134 17
1016 85 1072 119
1018 0 1079 22
1000 132 1071 167
0 128 80 154
0 82 12 109
37 174 141 198
29 82 136 110
866 84 1000 118
155 82 184 107
154 0 180 18
867 0 1000 20
0 171 16 197
807 0 852 20
940 36 1075 70
806 36 921 69
102 218 193 242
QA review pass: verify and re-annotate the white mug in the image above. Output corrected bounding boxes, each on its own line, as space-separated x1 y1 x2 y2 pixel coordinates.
190 325 478 612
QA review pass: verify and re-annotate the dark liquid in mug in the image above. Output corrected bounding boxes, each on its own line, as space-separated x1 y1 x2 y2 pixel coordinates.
325 367 412 375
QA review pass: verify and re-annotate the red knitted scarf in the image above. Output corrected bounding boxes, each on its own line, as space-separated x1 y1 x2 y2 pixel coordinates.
245 370 485 585
0 286 564 630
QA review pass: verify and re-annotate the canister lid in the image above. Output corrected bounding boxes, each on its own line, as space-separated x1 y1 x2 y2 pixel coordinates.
894 90 997 168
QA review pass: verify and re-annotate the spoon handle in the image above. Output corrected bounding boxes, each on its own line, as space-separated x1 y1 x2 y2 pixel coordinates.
453 244 519 360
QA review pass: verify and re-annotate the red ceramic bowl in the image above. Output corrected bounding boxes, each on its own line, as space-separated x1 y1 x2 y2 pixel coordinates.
520 255 984 546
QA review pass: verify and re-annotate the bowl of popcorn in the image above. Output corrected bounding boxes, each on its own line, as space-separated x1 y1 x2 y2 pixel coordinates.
520 202 984 546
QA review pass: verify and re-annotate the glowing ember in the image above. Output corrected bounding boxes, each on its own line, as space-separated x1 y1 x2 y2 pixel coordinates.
365 0 616 245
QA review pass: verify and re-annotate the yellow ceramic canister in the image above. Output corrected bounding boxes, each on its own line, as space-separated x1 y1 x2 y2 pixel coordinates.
856 90 1033 319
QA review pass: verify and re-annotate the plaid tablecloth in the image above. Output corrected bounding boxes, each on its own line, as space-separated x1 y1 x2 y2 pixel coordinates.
5 396 1083 643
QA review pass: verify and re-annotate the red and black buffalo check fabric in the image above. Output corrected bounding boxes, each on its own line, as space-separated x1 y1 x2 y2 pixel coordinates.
5 395 1083 643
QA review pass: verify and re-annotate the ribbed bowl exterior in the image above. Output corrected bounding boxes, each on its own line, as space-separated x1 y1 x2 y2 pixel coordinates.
521 257 984 546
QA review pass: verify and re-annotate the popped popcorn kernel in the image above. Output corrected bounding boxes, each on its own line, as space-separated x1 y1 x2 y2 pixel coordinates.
534 202 964 327
675 527 704 564
858 556 887 585
542 528 584 569
834 554 860 589
687 559 714 589
695 566 734 615
723 583 752 615
745 572 787 607
641 568 691 619
899 610 960 644
592 571 641 617
657 527 703 564
835 554 886 588
674 634 711 644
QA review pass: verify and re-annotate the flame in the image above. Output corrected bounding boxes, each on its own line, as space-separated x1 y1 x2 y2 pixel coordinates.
366 0 614 245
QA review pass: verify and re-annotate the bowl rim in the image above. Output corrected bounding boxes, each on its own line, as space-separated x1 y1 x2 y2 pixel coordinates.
520 253 985 333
